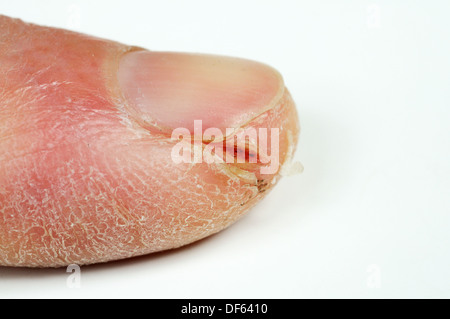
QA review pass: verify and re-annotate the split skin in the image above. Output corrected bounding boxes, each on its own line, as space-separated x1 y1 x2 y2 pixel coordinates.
0 15 300 267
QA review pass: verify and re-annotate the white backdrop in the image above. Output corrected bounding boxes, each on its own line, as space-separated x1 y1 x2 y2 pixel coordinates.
0 0 449 298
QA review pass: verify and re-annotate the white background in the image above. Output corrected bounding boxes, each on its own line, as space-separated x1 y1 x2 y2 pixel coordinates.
0 0 449 298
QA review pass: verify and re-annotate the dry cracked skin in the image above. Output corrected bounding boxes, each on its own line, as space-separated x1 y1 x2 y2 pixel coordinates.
0 15 300 267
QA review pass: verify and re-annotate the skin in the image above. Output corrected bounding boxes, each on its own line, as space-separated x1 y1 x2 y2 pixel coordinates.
0 15 300 267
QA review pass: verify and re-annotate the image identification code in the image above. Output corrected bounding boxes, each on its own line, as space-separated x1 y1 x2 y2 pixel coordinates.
181 303 268 316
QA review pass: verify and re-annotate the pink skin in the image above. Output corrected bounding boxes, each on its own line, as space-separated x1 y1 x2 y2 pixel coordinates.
0 15 300 267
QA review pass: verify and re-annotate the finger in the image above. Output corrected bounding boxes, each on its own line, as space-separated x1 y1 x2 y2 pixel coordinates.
0 15 299 267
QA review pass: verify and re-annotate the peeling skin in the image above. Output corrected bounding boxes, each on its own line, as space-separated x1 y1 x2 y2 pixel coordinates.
0 15 300 267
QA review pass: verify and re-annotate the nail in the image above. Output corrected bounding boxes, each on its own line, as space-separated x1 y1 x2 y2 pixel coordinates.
117 51 284 134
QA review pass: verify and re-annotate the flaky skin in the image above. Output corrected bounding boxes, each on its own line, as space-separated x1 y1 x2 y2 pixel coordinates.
0 16 299 267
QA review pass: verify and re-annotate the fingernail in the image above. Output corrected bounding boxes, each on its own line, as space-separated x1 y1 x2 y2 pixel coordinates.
117 51 284 133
